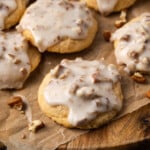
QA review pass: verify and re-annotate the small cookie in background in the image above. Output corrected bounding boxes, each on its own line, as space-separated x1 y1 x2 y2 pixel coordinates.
38 58 123 129
0 31 41 89
0 0 26 30
84 0 136 16
17 0 98 53
111 13 150 74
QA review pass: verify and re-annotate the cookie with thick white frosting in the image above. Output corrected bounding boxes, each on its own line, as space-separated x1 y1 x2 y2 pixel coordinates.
17 0 97 53
38 58 123 129
0 0 26 30
0 31 40 89
111 13 150 74
84 0 136 16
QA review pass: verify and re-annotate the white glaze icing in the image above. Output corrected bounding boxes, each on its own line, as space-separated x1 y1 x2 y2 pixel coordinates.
18 0 94 52
96 0 118 15
0 31 31 89
111 13 150 73
44 58 122 126
0 0 17 30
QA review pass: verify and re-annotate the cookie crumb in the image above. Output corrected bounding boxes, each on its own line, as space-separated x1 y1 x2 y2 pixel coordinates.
28 120 45 133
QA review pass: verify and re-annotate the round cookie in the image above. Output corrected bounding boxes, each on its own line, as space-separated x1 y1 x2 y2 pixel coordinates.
0 30 41 89
84 0 136 16
17 0 98 53
111 13 150 74
0 0 26 30
38 58 123 129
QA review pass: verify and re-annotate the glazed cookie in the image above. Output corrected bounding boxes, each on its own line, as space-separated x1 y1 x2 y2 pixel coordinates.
17 0 98 53
84 0 136 16
111 13 150 74
0 31 40 89
0 0 26 30
38 58 123 129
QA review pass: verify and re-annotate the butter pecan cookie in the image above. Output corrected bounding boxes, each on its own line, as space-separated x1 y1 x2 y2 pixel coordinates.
111 13 150 74
38 58 123 129
18 0 97 53
0 31 40 89
0 0 26 30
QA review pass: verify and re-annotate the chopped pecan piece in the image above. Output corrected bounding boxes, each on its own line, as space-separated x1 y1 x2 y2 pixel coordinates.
115 10 127 28
131 72 146 83
92 71 111 83
28 120 45 133
103 31 111 42
13 59 21 64
69 84 79 94
120 10 127 20
115 20 126 28
120 34 130 41
128 51 138 58
51 65 69 79
76 87 99 100
8 53 15 59
20 67 28 76
75 18 83 25
7 96 24 111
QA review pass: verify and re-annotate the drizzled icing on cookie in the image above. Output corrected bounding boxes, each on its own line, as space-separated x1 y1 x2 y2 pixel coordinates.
18 0 94 52
0 0 17 30
96 0 118 15
44 58 122 126
0 31 31 89
111 13 150 73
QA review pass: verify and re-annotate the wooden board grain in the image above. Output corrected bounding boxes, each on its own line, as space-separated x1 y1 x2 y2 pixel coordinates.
58 104 150 149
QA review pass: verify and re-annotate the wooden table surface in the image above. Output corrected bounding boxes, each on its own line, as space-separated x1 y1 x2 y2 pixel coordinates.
58 104 150 149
